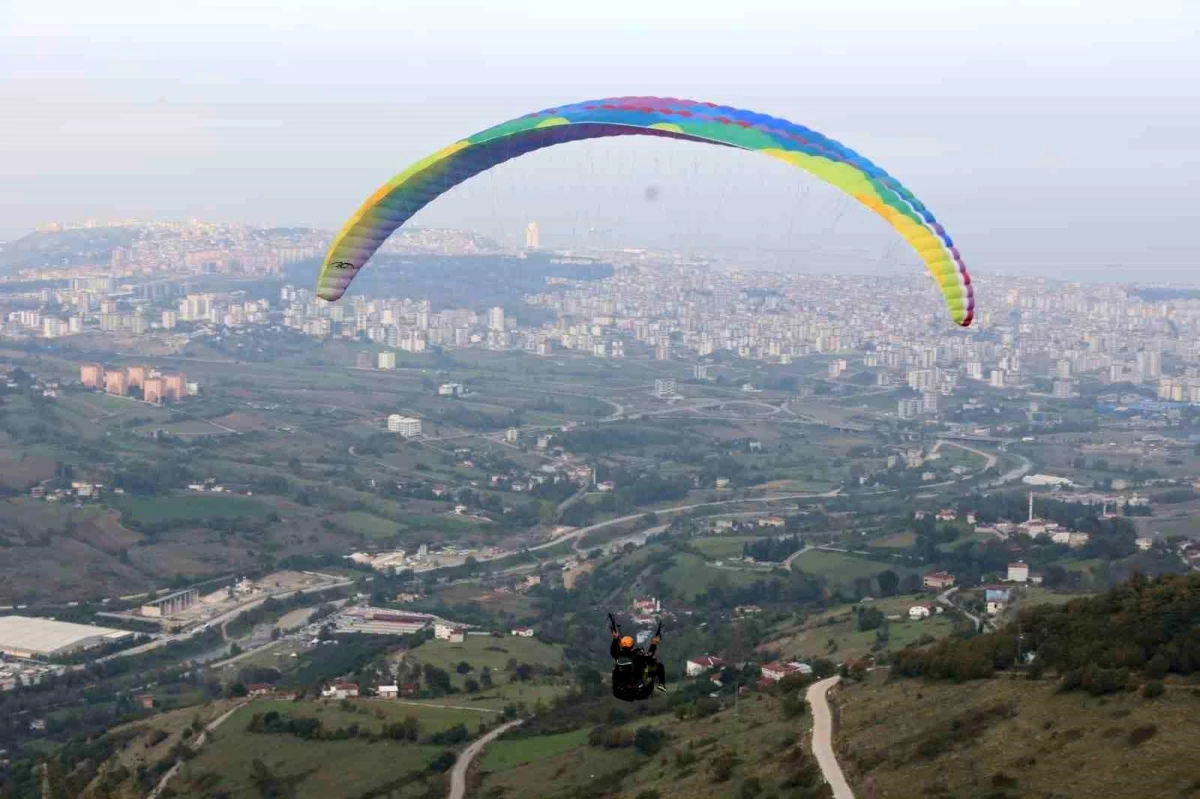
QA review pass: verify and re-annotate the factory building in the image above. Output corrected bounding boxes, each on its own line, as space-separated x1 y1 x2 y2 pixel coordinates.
0 616 136 660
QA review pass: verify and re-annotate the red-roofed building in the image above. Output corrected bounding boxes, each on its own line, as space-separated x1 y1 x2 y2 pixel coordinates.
685 655 725 677
321 682 359 699
923 571 956 590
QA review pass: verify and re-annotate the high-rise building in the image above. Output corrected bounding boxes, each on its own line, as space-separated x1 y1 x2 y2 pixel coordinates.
163 373 186 401
897 397 921 419
387 415 422 437
505 428 519 443
378 351 396 370
921 391 939 414
656 341 670 361
143 377 164 404
989 370 1005 388
488 306 505 332
131 315 146 336
693 364 709 380
1055 359 1072 379
161 310 178 330
525 222 540 249
654 379 676 398
80 364 104 388
105 369 128 396
356 351 372 369
126 366 146 389
1052 379 1073 398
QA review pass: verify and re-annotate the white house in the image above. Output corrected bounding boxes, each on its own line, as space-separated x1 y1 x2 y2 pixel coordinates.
377 685 399 699
1007 562 1030 583
434 623 465 643
321 682 359 699
1135 537 1153 551
760 662 812 682
908 604 933 620
511 627 534 637
685 655 725 677
986 601 1005 616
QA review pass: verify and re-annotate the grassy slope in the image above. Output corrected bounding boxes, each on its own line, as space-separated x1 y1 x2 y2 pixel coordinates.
479 691 819 799
167 698 490 798
836 672 1200 799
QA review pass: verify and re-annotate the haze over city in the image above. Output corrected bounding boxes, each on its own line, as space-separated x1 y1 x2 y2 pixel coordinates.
3 0 1199 280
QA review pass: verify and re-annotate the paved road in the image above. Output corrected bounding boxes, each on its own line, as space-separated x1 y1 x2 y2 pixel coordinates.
449 718 525 799
526 489 841 555
937 586 993 631
150 701 248 798
806 676 855 799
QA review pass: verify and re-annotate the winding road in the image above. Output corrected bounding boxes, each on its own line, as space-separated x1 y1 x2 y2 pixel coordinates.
449 718 525 799
806 676 855 799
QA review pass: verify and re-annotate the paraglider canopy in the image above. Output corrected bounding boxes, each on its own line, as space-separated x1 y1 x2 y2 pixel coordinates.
318 97 974 327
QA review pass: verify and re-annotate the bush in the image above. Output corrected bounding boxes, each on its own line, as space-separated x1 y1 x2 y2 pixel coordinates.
633 727 665 756
1142 680 1165 698
635 791 661 799
1128 725 1157 746
709 751 739 783
429 750 457 772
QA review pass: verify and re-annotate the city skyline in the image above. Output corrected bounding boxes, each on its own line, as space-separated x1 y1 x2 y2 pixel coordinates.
2 1 1198 281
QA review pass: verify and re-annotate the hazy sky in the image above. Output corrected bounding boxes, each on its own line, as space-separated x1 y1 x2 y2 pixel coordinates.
2 0 1197 280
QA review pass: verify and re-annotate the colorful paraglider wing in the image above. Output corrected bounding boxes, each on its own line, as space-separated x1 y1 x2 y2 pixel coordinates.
318 97 974 327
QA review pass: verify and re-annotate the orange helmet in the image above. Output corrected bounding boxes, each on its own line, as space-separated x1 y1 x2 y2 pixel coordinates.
619 635 634 650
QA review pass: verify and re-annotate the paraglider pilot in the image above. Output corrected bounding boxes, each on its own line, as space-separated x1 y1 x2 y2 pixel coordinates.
609 613 666 701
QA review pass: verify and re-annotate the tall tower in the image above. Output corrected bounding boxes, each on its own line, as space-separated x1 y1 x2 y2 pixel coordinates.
524 222 540 250
1028 492 1034 523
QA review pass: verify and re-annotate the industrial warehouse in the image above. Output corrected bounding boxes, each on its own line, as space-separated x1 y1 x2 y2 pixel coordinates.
0 615 137 660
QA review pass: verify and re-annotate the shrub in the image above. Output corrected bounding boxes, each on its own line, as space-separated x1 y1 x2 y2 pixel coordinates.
1128 725 1157 746
1142 680 1165 698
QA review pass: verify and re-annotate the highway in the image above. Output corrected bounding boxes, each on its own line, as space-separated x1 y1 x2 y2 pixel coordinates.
85 576 356 669
524 489 843 555
806 676 855 799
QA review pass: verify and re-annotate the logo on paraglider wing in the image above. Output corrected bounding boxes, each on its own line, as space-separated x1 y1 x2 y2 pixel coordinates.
329 260 357 271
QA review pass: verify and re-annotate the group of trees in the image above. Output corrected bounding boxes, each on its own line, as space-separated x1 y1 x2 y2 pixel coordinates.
893 572 1200 687
742 534 803 563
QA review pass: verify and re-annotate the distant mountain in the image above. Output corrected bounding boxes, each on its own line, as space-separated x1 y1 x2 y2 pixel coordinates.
0 227 138 275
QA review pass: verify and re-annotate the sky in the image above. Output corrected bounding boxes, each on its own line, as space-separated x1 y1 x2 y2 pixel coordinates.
1 0 1198 281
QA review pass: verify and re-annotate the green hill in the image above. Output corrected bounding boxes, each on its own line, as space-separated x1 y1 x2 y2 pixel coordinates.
836 673 1200 799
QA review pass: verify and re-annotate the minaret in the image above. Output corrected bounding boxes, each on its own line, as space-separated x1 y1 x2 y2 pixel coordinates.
1028 492 1034 523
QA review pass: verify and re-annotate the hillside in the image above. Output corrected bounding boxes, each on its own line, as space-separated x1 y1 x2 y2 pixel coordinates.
835 673 1200 799
0 227 137 274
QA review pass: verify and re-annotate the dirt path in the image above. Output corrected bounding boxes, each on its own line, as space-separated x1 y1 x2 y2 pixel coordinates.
806 676 855 799
150 701 248 798
448 718 525 799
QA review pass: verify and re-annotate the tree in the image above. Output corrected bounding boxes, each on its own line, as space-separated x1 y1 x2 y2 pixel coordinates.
456 661 473 675
781 694 807 720
633 726 665 756
877 570 900 597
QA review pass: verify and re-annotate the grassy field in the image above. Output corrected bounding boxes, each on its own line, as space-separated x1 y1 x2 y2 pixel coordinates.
405 635 566 681
837 672 1200 799
113 493 275 524
660 552 777 600
762 597 959 663
872 531 916 549
689 535 768 560
479 727 590 772
478 687 819 799
173 721 444 798
936 530 996 552
790 549 922 590
329 510 400 539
